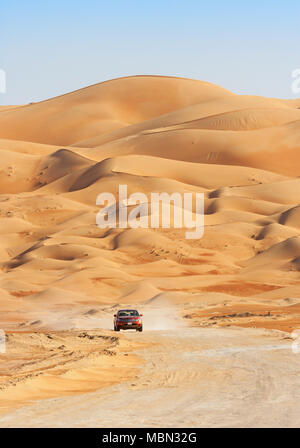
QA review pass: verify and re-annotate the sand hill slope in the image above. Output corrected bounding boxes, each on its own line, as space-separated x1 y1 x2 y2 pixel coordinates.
0 75 299 334
0 76 233 145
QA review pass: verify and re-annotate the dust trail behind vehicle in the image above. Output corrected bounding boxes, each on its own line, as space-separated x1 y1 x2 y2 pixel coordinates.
138 302 186 331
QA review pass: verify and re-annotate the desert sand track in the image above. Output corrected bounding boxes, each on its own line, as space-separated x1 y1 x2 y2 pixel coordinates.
1 326 300 428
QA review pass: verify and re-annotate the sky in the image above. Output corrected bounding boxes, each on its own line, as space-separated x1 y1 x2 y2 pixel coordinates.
0 0 300 104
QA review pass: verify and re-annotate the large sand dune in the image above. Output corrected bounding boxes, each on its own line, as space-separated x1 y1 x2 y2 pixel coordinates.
0 75 299 426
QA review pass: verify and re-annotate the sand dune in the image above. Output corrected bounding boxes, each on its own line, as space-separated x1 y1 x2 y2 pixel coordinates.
0 75 299 420
66 122 300 179
0 76 233 145
279 206 300 229
0 75 298 325
71 94 300 147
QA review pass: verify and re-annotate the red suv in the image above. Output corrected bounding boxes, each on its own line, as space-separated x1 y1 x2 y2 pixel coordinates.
114 309 143 332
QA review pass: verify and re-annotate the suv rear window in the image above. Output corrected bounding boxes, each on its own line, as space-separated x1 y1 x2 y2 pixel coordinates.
118 310 139 316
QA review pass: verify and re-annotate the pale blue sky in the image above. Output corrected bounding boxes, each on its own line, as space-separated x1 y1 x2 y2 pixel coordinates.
1 0 299 104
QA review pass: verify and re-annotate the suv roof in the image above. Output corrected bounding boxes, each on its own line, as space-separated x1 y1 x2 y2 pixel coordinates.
118 309 138 312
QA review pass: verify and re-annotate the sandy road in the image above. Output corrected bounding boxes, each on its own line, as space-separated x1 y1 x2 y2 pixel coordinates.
1 326 300 427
